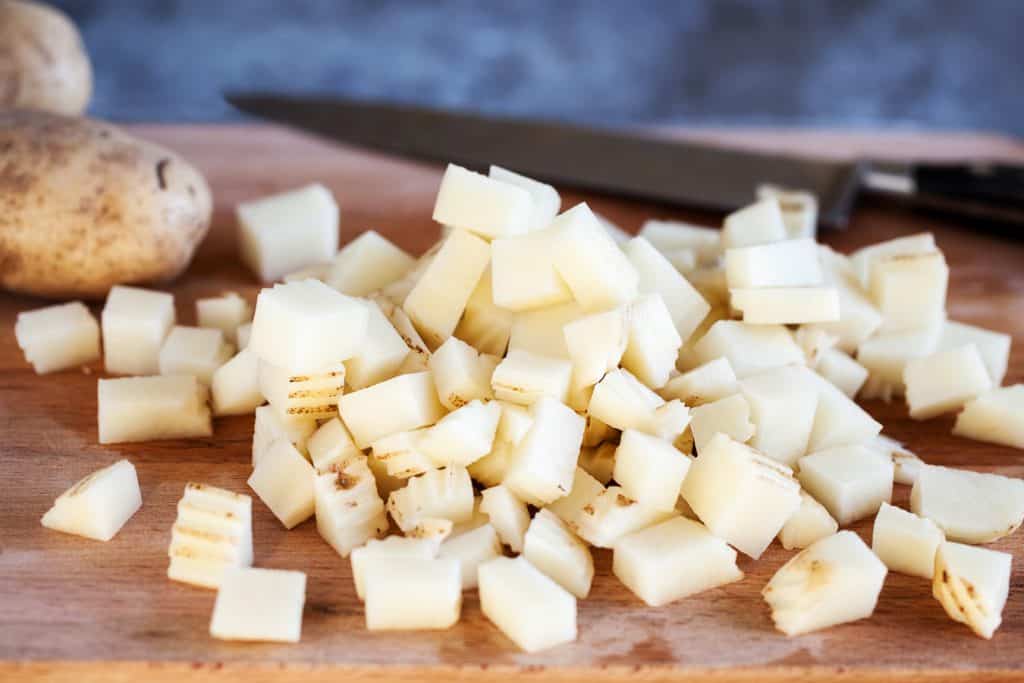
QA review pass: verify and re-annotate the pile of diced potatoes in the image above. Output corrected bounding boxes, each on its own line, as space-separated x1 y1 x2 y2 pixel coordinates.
19 165 1024 649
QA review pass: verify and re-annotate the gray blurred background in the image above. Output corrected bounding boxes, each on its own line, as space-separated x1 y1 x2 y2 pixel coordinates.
53 0 1024 135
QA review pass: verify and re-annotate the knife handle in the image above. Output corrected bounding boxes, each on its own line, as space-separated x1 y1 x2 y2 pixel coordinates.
914 163 1024 212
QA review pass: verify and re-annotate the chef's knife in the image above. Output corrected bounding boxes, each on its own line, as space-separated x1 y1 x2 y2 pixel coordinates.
225 93 1024 229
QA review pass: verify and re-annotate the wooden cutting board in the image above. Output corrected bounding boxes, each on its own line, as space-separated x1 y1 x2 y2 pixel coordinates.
3 124 1024 682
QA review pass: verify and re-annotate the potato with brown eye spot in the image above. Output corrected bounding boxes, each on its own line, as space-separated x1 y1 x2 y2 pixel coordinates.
0 110 212 299
0 0 92 115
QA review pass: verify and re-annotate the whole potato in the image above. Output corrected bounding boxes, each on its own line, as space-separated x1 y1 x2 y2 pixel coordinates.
0 110 213 299
0 0 92 115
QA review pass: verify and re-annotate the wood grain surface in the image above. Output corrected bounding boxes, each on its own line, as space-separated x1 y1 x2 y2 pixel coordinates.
2 124 1024 682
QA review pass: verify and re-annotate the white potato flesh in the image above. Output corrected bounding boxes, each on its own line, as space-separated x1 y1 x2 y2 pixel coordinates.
196 292 251 344
41 460 141 542
659 357 738 406
741 365 819 466
344 300 409 390
757 185 818 239
490 227 573 312
778 491 838 551
794 326 838 368
866 434 924 486
613 429 692 512
622 293 683 389
816 348 869 399
468 402 533 486
613 516 743 607
247 438 315 529
689 394 755 452
386 466 475 533
856 319 944 391
731 287 840 325
638 219 721 265
439 524 502 590
954 385 1024 450
101 285 175 375
547 467 605 533
681 433 800 559
168 483 253 589
326 230 415 297
798 445 893 526
351 536 437 599
478 556 577 653
596 212 632 245
523 509 594 598
763 531 887 636
371 430 435 479
933 541 1011 639
806 275 883 354
314 458 387 557
338 371 445 448
249 279 369 374
686 268 730 309
97 375 211 444
237 183 338 283
380 248 436 307
259 360 345 420
211 348 264 417
871 502 944 579
236 322 253 350
428 336 496 410
587 367 660 430
210 568 306 643
433 164 533 239
563 306 630 390
403 227 491 348
305 417 358 472
479 485 530 552
724 238 823 289
692 320 804 378
576 485 676 548
870 252 948 333
453 267 514 356
664 248 698 273
251 404 315 465
364 557 462 630
488 165 561 232
624 236 711 345
418 400 501 468
15 301 100 374
910 465 1024 544
937 320 1011 386
721 198 787 249
283 262 331 283
449 496 490 537
582 413 617 447
504 396 585 506
805 371 882 452
509 301 584 359
849 232 936 288
550 203 639 312
904 344 992 420
491 349 571 406
158 326 233 385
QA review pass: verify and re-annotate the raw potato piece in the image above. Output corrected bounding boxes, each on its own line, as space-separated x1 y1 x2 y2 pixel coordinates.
344 300 410 390
870 252 948 332
478 556 577 653
469 402 533 486
259 361 345 420
547 468 605 531
97 375 211 444
41 460 141 542
621 293 683 389
806 372 882 453
523 509 594 598
797 446 894 526
613 430 692 511
575 486 675 548
659 357 738 406
563 306 630 391
763 531 887 636
15 302 100 373
904 345 992 420
386 467 475 534
730 287 839 325
403 227 491 348
509 302 583 359
211 348 264 416
168 483 253 589
491 350 571 406
816 348 869 399
429 336 497 410
159 326 233 385
237 184 338 283
741 365 819 466
351 536 437 599
101 286 175 375
933 542 1011 639
196 292 251 343
489 165 561 232
689 394 755 452
440 524 502 590
954 385 1024 450
454 268 514 356
418 400 501 468
371 430 435 479
490 228 573 312
504 397 585 506
480 485 530 552
613 516 743 607
247 439 315 529
433 164 533 239
938 320 1011 386
551 203 639 312
724 238 823 288
236 323 252 350
210 568 306 643
625 236 711 345
856 321 943 391
778 491 838 551
339 371 446 448
910 465 1024 544
850 232 937 288
327 230 415 297
251 404 316 465
314 458 388 557
249 279 369 374
757 185 818 239
588 369 690 441
681 433 801 559
692 321 804 378
639 220 721 265
364 557 462 630
721 198 787 249
872 502 943 579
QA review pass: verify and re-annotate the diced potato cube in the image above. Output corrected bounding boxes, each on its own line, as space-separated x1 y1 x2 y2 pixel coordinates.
689 394 755 452
491 349 571 406
491 228 573 312
418 400 501 468
850 232 936 288
798 445 893 526
563 306 629 393
439 524 502 590
954 385 1024 450
523 509 593 598
159 326 233 385
210 568 306 642
575 486 675 548
98 375 211 444
489 165 561 232
344 300 409 390
870 252 948 332
807 276 883 354
856 320 943 391
731 287 839 325
308 417 360 472
429 336 497 411
638 219 721 265
724 238 823 288
480 485 530 552
168 483 252 589
196 292 251 343
314 457 387 557
904 345 992 420
659 357 738 406
757 185 818 239
910 465 1024 543
453 267 514 356
259 360 345 420
613 516 742 607
933 541 1011 639
478 556 577 653
937 320 1011 386
740 365 819 466
386 467 474 533
547 467 605 532
211 348 264 417
101 286 175 375
15 301 100 373
778 491 838 550
622 293 683 389
237 183 338 282
433 164 533 239
816 348 869 399
872 502 943 579
326 230 415 297
251 404 315 465
504 396 585 506
692 320 804 378
339 371 446 448
721 198 787 249
247 439 315 529
236 322 252 349
805 371 882 452
351 536 437 599
613 429 692 512
625 236 711 345
41 460 141 541
508 302 583 359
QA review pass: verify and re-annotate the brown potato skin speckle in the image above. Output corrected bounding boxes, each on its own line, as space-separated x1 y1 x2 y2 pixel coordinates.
0 0 92 115
0 110 212 299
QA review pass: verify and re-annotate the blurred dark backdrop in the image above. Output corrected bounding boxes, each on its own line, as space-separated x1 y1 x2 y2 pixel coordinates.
53 0 1024 135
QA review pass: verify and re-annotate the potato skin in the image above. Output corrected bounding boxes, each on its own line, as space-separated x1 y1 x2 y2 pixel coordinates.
0 0 92 115
0 111 213 299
